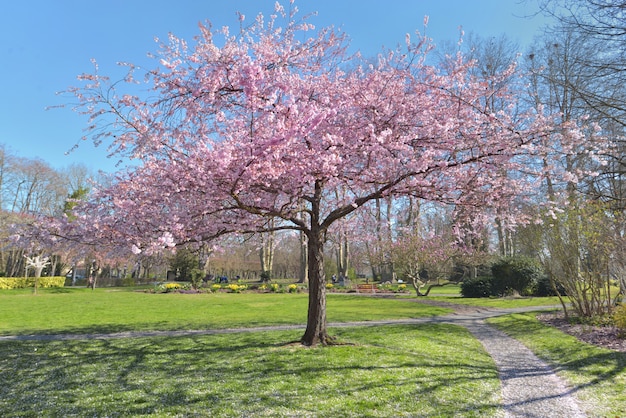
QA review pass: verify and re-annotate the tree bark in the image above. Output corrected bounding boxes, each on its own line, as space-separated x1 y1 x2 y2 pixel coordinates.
336 230 349 279
301 182 332 346
298 229 308 284
259 229 274 281
301 225 332 346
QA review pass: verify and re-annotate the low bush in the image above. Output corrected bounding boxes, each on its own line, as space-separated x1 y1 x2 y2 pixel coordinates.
533 275 565 297
190 268 204 290
491 256 543 296
0 276 65 290
226 284 247 293
614 303 626 337
460 276 493 298
164 282 181 292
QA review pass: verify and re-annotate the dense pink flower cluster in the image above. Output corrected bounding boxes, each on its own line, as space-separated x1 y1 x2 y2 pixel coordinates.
48 4 600 344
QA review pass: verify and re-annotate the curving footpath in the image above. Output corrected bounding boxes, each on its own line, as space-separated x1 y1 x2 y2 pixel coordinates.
419 304 587 417
0 305 586 417
450 314 586 417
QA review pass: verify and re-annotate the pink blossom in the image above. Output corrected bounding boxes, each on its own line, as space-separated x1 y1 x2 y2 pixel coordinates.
58 5 600 346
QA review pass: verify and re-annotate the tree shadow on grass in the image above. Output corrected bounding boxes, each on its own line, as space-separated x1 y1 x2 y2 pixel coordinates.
0 324 502 417
46 288 74 294
1 321 236 337
550 347 626 416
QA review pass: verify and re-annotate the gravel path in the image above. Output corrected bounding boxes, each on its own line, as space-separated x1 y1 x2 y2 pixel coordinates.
0 304 587 417
426 305 587 417
462 319 586 418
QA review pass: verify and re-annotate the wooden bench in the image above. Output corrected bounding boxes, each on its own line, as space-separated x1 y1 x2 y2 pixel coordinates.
356 283 377 293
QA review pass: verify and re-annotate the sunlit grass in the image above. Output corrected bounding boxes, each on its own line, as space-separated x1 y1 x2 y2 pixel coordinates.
488 313 626 417
397 283 462 296
0 324 501 417
428 295 563 309
425 284 462 295
1 286 622 416
0 287 451 335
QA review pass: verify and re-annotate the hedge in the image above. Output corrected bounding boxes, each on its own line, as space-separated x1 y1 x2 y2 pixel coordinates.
0 276 66 290
491 256 544 296
460 276 494 298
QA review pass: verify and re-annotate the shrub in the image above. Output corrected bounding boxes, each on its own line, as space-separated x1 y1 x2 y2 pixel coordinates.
460 276 493 298
491 256 543 296
227 284 244 293
121 277 136 287
270 283 281 292
614 304 626 337
0 276 65 290
532 275 565 297
168 248 199 281
164 282 181 292
190 268 205 289
37 277 66 288
260 271 271 282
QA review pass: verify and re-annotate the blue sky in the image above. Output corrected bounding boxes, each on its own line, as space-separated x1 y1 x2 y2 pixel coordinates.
0 0 549 173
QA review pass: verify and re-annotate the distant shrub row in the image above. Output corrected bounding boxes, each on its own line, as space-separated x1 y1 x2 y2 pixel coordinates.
460 256 560 298
0 276 66 290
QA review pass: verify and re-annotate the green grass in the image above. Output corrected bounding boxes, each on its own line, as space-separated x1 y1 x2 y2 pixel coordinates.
488 313 626 417
0 287 451 335
0 324 501 417
428 295 563 309
420 284 462 295
1 286 624 416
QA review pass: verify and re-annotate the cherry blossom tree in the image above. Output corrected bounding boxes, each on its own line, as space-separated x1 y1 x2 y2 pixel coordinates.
391 203 475 296
63 4 596 345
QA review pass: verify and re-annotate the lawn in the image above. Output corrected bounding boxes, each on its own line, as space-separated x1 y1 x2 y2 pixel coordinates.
428 294 564 309
0 287 451 335
0 324 501 417
0 287 624 416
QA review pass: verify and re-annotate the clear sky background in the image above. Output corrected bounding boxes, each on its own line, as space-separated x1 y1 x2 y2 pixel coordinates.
0 0 550 173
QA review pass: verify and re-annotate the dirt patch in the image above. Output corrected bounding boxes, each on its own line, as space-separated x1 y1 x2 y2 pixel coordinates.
537 312 626 353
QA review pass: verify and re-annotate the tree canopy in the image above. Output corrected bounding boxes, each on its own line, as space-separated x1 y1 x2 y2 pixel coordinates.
61 3 598 345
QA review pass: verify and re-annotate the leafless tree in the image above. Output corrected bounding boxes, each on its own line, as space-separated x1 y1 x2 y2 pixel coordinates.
524 8 626 311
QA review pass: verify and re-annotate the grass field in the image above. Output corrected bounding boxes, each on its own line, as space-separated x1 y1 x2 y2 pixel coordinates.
0 287 451 335
0 286 624 416
428 294 564 309
0 324 501 417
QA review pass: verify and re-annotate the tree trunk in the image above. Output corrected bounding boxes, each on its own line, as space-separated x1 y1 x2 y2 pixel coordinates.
259 229 274 281
298 229 308 284
336 231 349 280
301 226 333 346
